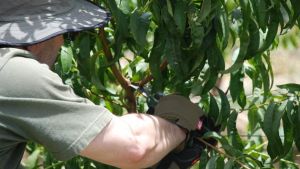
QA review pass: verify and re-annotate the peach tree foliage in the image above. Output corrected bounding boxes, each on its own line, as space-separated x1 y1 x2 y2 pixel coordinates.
23 0 300 168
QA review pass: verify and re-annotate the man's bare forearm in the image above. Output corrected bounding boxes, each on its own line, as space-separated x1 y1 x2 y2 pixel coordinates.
121 113 186 168
80 114 186 169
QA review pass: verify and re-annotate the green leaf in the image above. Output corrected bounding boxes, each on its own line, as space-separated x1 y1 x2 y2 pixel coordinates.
150 0 161 22
221 62 243 74
161 5 180 36
164 37 185 80
215 156 225 169
224 159 235 169
222 29 249 74
280 0 293 31
188 9 205 50
294 106 300 151
277 83 300 93
78 34 91 59
190 51 206 73
256 56 270 100
251 0 267 31
173 0 187 35
262 102 285 160
105 1 129 60
208 46 225 71
216 88 230 125
263 54 274 89
24 149 41 169
199 0 212 23
282 111 294 158
65 158 81 169
239 0 250 22
60 45 74 74
230 68 246 108
206 156 218 169
236 30 250 63
199 150 209 169
207 31 225 71
149 28 166 92
209 93 220 123
203 132 243 157
216 11 230 50
286 100 295 124
227 111 244 151
106 0 129 37
90 53 107 92
245 18 260 59
166 0 173 16
248 106 262 133
202 69 218 94
284 0 300 29
130 11 151 48
255 9 279 55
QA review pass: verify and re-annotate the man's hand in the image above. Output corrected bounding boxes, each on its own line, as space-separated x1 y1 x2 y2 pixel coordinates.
153 95 205 131
152 95 219 169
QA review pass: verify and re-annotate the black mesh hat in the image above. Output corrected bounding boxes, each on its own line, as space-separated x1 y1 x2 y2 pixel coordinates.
0 0 110 46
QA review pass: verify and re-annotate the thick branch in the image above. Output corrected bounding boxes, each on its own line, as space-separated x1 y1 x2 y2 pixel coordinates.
99 28 136 112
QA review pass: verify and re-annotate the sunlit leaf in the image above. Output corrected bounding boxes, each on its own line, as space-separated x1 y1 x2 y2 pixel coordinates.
23 149 40 169
60 45 74 74
277 83 300 93
130 11 151 48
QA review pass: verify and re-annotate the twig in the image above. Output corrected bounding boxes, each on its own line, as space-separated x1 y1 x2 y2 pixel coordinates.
138 59 168 87
140 0 154 12
88 89 128 109
99 28 136 112
197 138 251 169
280 159 300 166
238 96 291 113
43 161 65 169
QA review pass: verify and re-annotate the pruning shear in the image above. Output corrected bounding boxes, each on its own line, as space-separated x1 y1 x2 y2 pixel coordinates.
129 84 164 114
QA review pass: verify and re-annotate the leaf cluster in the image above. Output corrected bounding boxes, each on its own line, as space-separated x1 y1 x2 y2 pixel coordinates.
23 0 300 168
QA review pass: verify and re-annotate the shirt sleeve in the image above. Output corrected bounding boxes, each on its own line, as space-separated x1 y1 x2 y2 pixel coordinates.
0 56 114 160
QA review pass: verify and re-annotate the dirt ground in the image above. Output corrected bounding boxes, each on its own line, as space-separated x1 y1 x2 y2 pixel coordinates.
271 48 300 85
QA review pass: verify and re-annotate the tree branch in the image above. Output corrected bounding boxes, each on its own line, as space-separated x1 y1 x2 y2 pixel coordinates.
197 138 251 169
138 59 168 87
99 28 136 112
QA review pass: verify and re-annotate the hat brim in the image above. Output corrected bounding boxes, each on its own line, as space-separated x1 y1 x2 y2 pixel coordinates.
0 1 110 46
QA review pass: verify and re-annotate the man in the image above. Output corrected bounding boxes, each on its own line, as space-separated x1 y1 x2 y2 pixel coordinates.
0 0 206 169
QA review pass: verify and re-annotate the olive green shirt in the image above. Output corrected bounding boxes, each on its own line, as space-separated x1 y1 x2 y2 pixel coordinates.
0 48 114 169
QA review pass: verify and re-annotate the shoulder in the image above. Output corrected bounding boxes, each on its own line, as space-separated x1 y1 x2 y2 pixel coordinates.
0 54 76 100
0 48 35 70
